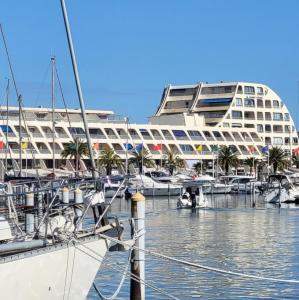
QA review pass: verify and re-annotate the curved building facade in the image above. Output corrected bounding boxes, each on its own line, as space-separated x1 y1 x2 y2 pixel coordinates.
0 81 297 170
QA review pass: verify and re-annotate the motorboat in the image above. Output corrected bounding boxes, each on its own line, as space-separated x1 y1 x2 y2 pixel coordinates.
192 175 232 194
264 174 299 203
127 175 182 196
220 175 261 193
102 176 126 198
177 183 208 209
144 171 180 183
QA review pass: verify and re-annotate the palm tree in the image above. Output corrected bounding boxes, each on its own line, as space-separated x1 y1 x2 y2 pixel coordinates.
129 147 155 174
164 151 185 175
267 146 289 174
244 157 255 175
97 148 124 175
193 161 202 175
218 146 239 175
61 138 89 174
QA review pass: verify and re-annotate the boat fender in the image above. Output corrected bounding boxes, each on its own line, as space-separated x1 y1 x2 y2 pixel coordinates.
75 188 83 204
62 187 69 204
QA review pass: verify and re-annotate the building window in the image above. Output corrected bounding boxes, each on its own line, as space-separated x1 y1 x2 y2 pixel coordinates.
285 137 290 144
237 86 243 94
235 98 242 106
244 98 255 107
273 100 280 108
294 137 298 144
284 113 290 121
244 86 255 94
232 110 242 119
179 144 194 152
265 100 272 108
223 123 229 127
245 124 255 128
273 113 283 121
257 87 263 95
257 99 263 107
265 125 272 132
172 130 188 139
257 124 263 132
273 137 283 145
257 112 264 120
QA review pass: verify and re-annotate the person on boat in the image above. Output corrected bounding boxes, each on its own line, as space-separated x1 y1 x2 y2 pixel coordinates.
182 191 190 200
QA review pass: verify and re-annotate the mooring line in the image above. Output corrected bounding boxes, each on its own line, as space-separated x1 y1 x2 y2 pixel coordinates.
99 233 299 284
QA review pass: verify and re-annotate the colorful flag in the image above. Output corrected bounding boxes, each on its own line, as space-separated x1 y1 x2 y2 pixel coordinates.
211 145 219 152
135 144 143 153
248 145 255 153
93 143 99 150
196 144 203 152
124 143 133 151
262 145 269 154
21 142 27 150
153 144 162 151
293 147 299 153
0 141 4 150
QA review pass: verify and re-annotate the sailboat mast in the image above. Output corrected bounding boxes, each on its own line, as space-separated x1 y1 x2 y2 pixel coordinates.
51 57 56 176
60 0 98 179
5 79 9 173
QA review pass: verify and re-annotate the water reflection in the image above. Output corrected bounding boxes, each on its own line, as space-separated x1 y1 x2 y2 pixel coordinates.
88 194 299 299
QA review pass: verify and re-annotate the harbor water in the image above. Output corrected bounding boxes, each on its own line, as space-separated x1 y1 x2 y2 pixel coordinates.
88 194 299 299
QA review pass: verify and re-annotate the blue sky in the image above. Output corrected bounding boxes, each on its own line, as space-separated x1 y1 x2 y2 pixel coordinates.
0 0 299 124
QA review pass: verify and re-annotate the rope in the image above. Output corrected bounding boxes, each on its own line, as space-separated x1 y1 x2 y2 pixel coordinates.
89 243 133 300
75 244 179 300
99 234 299 285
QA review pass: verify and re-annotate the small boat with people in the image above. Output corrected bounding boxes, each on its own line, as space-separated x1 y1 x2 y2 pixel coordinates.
177 182 208 209
264 174 299 204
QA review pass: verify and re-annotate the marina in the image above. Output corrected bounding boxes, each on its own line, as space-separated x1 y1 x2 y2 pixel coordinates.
0 1 299 299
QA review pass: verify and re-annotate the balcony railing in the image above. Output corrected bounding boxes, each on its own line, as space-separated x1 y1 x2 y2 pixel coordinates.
163 135 174 140
90 134 106 139
189 136 205 141
38 148 50 154
30 132 44 138
140 135 152 140
174 136 189 140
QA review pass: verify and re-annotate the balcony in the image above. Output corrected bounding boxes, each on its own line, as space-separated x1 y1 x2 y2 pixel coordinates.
31 132 44 138
38 148 50 154
90 134 106 139
140 135 152 140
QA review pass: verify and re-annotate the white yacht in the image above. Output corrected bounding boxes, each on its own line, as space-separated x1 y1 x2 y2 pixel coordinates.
264 174 299 203
127 175 182 196
220 175 262 193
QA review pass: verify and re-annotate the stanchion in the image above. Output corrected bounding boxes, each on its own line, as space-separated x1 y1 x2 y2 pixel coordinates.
130 192 145 300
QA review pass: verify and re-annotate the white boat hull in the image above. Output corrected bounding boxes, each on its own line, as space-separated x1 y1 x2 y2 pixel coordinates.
0 236 109 300
129 187 181 196
202 184 232 194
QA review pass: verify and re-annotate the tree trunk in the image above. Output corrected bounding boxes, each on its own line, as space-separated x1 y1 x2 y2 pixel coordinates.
139 164 143 175
169 165 174 176
106 165 111 176
225 163 229 175
273 162 278 174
